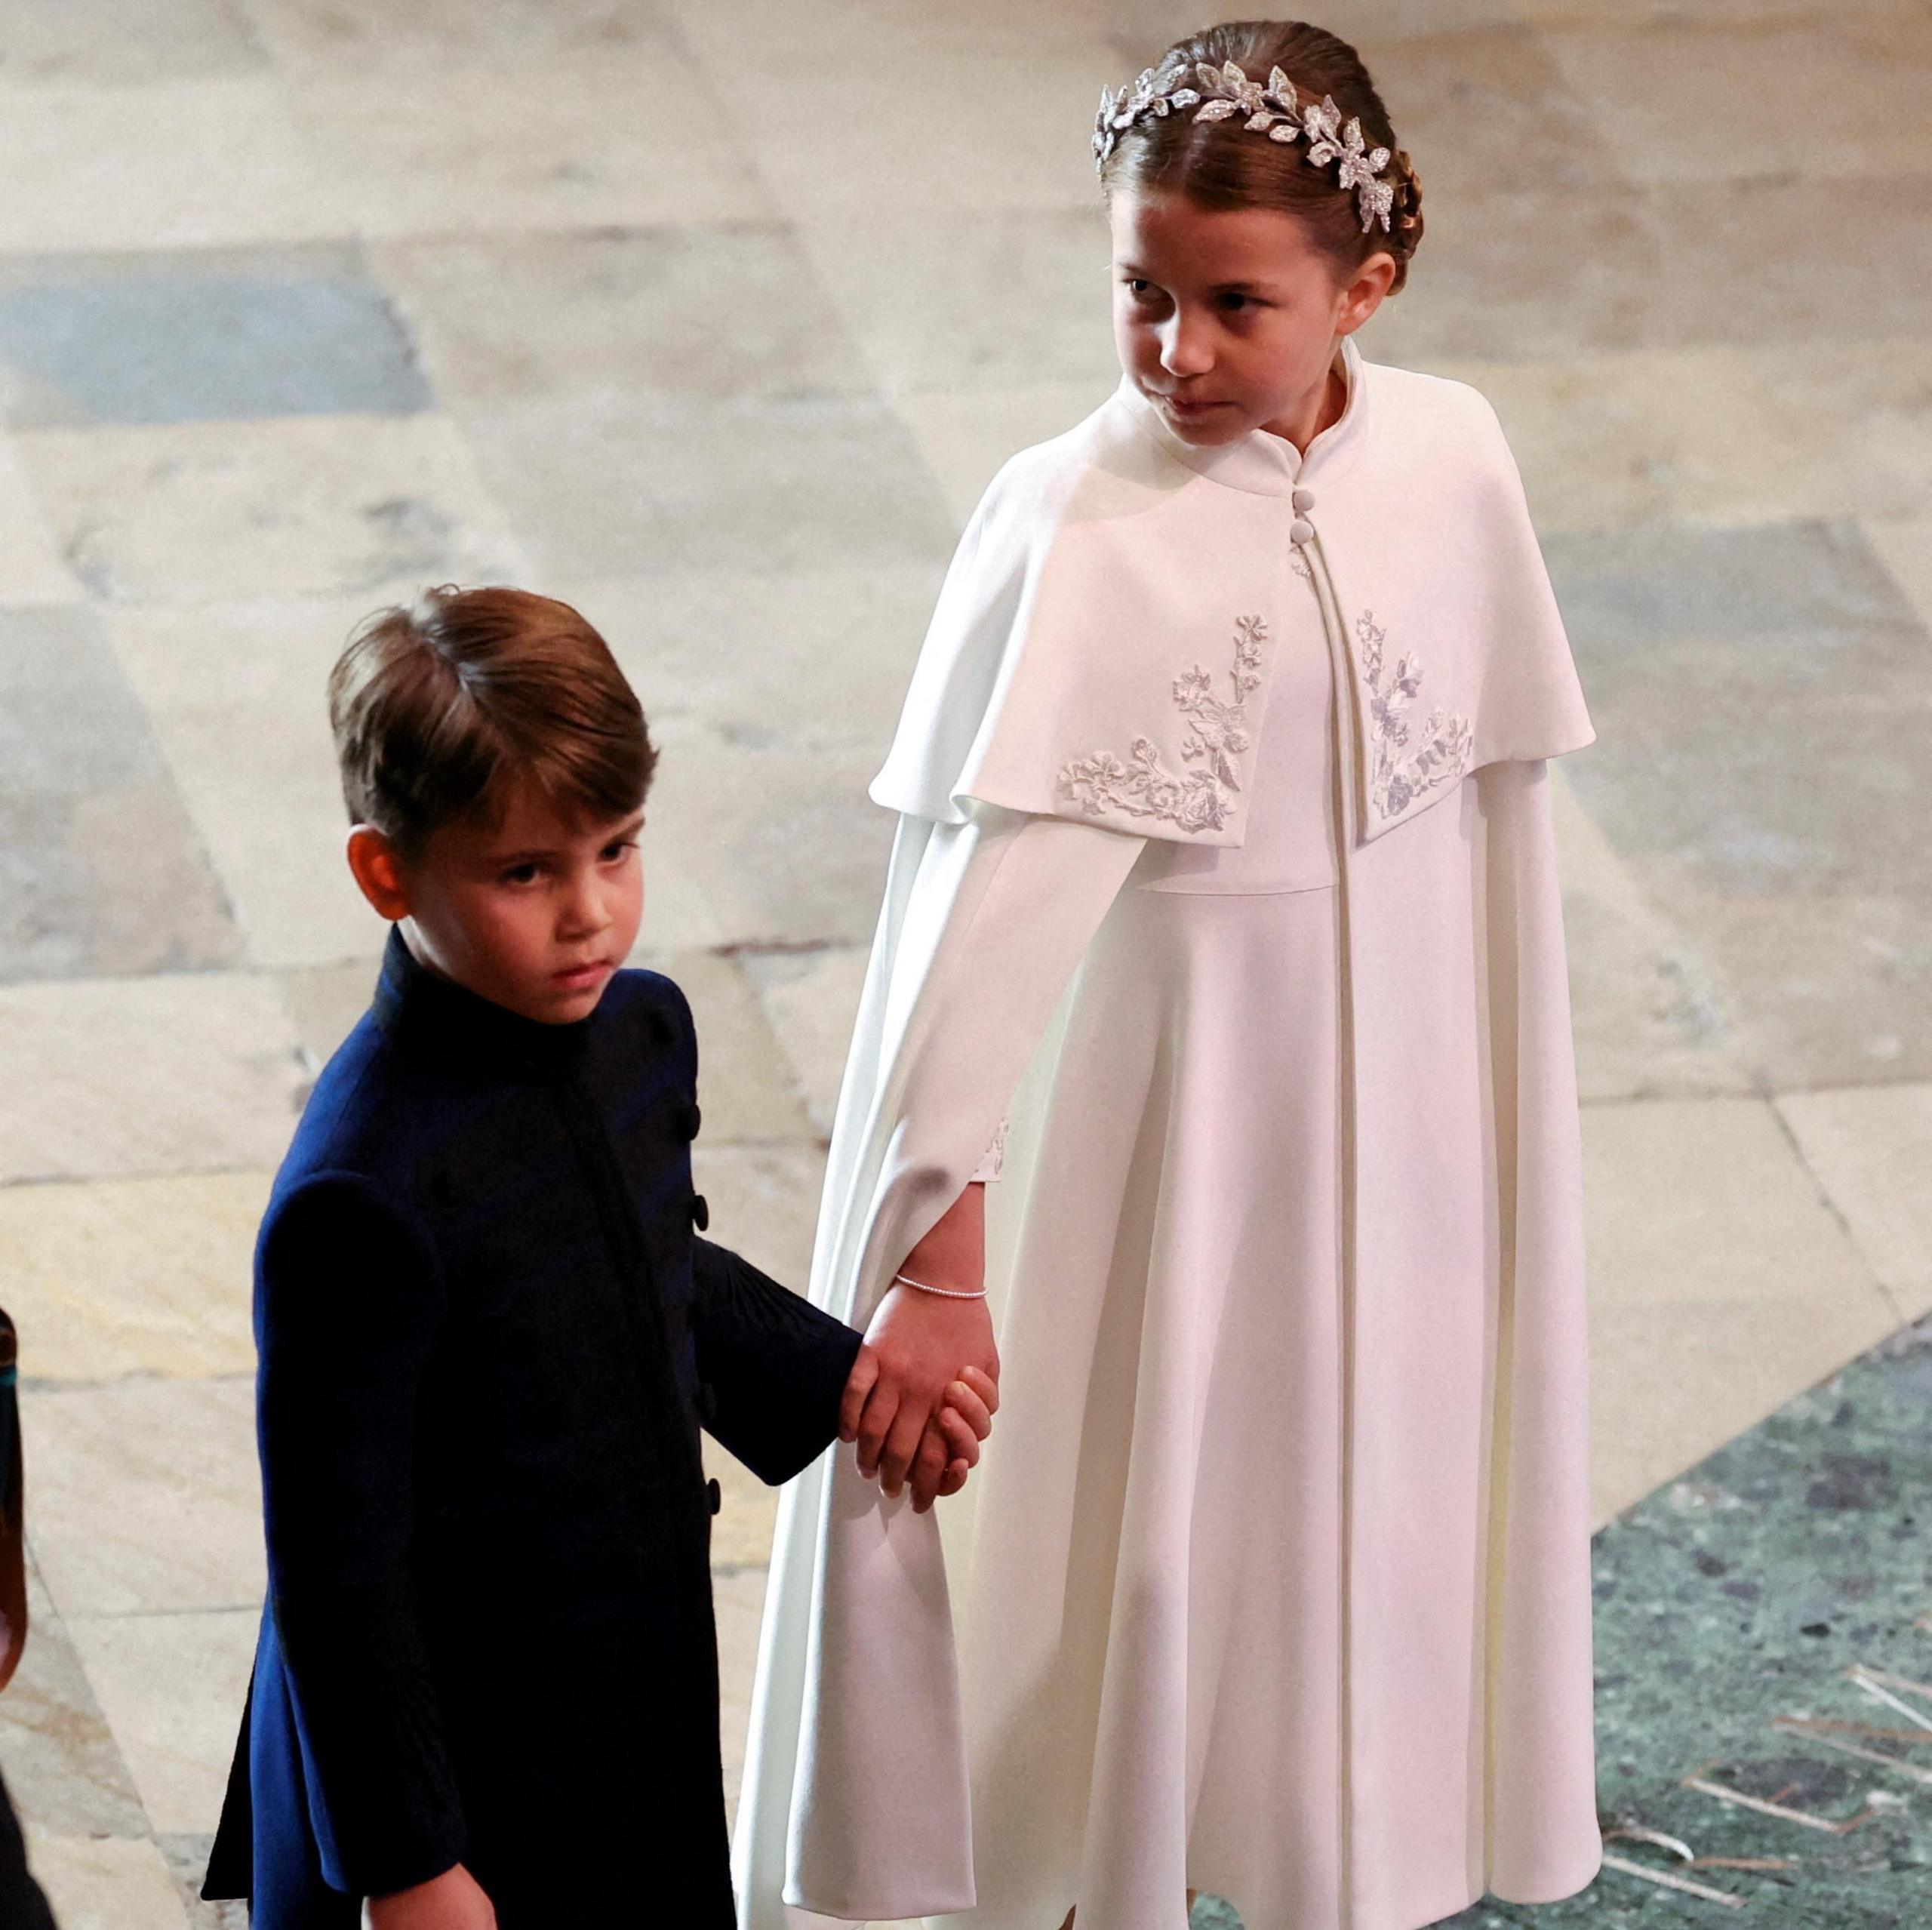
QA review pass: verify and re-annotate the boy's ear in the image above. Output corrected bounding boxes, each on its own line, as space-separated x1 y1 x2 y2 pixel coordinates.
346 825 413 922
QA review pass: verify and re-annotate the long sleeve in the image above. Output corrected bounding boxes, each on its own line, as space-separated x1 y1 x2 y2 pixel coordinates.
690 1238 862 1487
254 1171 466 1898
737 802 1146 1925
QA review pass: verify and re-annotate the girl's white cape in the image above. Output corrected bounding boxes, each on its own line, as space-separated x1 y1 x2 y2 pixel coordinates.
733 344 1601 1925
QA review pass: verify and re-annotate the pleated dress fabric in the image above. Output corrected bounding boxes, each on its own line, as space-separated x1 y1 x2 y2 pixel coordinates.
936 562 1481 1930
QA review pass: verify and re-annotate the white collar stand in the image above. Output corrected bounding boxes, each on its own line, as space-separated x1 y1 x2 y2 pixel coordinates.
1114 336 1369 498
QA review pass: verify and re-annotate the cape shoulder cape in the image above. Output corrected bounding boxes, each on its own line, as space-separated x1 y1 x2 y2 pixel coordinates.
872 343 1592 848
734 349 1601 1924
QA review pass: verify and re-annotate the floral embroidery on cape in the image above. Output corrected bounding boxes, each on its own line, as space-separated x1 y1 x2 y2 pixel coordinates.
1057 614 1268 834
1356 610 1472 817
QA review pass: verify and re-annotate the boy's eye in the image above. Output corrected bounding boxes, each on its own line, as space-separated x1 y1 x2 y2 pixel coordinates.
1217 292 1254 312
501 861 543 885
600 839 638 864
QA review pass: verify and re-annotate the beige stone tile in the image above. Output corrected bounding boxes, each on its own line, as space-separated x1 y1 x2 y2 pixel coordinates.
895 382 1112 528
373 224 872 410
663 0 1111 58
715 36 1118 220
0 80 343 254
632 948 810 1146
1778 1082 1932 1325
0 1173 263 1384
1550 771 1750 1102
792 206 1118 401
741 946 870 1137
0 972 304 1184
1861 514 1932 631
24 1378 263 1618
637 716 895 953
1437 340 1932 537
1589 1288 1901 1528
1 1557 149 1839
68 1608 258 1837
1584 1093 1901 1511
588 562 942 759
690 1142 827 1295
286 45 775 236
0 434 81 604
707 1445 780 1572
1583 1095 1890 1312
1545 18 1932 185
1106 0 1527 50
712 1562 768 1821
22 1830 194 1930
243 0 667 67
105 599 392 969
20 415 527 605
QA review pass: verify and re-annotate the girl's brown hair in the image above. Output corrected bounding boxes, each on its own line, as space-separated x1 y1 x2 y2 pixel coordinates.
1101 19 1424 294
329 585 657 856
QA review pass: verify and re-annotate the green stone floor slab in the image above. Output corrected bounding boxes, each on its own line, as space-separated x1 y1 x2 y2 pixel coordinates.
1193 1311 1932 1928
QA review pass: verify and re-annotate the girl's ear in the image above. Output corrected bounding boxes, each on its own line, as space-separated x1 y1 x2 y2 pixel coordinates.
346 824 413 922
1336 251 1398 338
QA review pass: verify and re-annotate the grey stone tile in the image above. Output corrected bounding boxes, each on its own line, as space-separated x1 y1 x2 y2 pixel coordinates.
158 1836 245 1930
0 607 241 983
0 1558 146 1839
1373 173 1932 365
794 206 1118 399
466 392 957 580
1547 520 1932 1088
0 0 265 85
0 245 429 430
374 223 869 408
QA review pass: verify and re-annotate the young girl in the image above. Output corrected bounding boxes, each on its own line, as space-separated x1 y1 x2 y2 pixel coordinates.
738 21 1601 1930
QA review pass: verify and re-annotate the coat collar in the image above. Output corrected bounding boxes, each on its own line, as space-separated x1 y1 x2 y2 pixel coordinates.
1111 336 1371 499
371 926 595 1080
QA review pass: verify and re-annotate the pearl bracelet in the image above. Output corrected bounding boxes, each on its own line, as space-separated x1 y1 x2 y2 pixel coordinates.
894 1271 988 1301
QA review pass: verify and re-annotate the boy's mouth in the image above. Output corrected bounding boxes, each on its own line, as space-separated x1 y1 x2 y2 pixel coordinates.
552 959 613 993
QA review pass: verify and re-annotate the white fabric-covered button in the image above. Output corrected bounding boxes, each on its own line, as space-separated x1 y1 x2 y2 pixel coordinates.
1291 486 1315 512
1290 517 1315 546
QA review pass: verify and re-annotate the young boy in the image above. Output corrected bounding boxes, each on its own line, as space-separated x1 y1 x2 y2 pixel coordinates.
201 587 994 1929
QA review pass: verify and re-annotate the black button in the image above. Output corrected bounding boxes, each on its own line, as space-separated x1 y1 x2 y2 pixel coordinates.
706 1477 722 1516
698 1381 718 1425
690 1191 710 1232
673 1101 702 1143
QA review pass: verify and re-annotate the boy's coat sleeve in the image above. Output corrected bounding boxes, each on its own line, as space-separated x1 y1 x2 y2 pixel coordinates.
254 1171 469 1898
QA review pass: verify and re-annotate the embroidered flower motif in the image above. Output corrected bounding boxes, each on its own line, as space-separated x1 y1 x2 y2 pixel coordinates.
1355 611 1472 818
1058 614 1269 834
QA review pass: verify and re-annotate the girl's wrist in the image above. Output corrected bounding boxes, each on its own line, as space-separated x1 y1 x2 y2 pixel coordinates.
894 1270 987 1301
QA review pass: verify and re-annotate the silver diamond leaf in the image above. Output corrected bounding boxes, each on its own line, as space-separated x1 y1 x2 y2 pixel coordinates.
1268 122 1300 143
1194 97 1239 122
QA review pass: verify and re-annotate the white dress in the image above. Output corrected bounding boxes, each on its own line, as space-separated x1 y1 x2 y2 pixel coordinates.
734 344 1603 1930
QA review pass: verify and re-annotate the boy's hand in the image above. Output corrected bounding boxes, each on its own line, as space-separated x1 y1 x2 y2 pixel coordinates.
362 1866 497 1930
908 1365 999 1514
841 1287 999 1501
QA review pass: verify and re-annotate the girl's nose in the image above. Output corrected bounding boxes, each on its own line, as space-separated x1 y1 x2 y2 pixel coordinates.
1159 313 1212 377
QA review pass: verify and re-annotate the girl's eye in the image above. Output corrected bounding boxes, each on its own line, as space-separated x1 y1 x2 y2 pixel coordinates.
1124 278 1158 300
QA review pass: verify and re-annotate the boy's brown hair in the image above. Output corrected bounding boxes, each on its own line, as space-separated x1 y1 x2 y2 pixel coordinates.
328 585 657 856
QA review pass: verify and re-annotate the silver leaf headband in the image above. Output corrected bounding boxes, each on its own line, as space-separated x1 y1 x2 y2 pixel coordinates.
1094 57 1397 235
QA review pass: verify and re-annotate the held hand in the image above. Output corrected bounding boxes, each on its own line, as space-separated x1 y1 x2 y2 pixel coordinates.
362 1866 497 1930
844 1283 998 1500
908 1365 1000 1513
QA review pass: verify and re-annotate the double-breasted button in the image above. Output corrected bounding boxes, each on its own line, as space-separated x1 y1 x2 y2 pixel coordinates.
1291 485 1316 513
672 1100 702 1143
706 1477 722 1516
1290 517 1315 546
690 1191 710 1232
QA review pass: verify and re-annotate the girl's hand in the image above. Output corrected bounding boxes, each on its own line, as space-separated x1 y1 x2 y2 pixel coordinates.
362 1866 496 1930
844 1285 999 1500
909 1365 1001 1513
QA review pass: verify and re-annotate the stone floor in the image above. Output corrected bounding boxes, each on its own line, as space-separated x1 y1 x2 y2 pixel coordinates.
0 0 1928 1924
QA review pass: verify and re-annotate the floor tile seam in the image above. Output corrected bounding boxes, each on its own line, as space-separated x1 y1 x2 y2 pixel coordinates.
1766 1095 1914 1330
0 1164 281 1194
62 1602 262 1624
20 1371 256 1395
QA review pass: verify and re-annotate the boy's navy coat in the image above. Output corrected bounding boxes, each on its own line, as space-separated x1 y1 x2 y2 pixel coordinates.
203 932 861 1928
